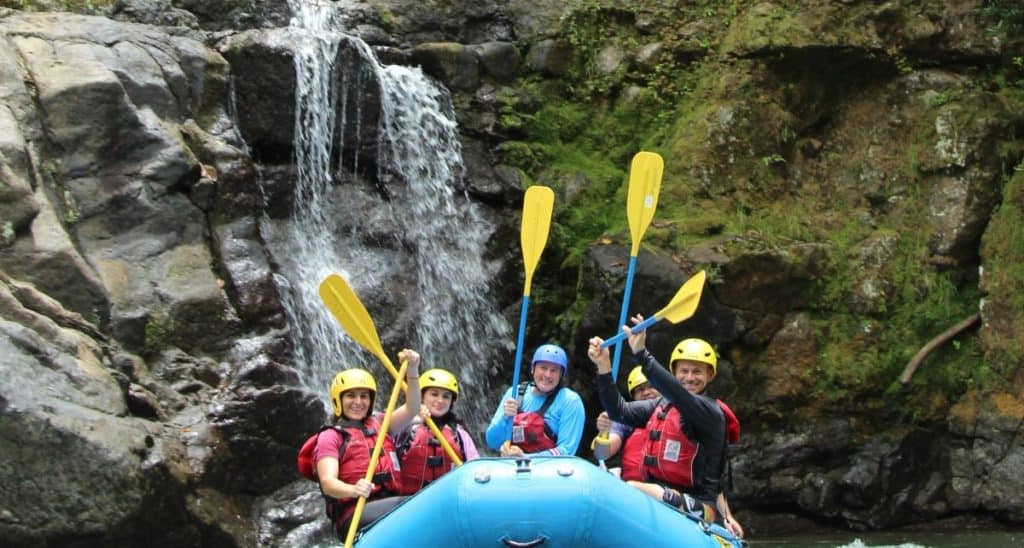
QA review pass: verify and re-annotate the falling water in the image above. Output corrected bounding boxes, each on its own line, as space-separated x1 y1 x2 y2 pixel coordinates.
267 0 510 429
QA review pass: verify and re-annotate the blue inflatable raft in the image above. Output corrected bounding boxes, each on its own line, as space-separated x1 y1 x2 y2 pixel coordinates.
354 456 743 547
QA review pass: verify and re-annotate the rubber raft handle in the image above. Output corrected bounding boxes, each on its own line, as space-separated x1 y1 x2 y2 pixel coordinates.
502 535 548 547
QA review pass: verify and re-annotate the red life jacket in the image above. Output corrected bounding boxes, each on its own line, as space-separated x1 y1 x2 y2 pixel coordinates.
511 383 560 454
318 417 402 528
619 425 647 481
396 421 465 495
717 399 740 445
620 399 739 483
633 403 699 490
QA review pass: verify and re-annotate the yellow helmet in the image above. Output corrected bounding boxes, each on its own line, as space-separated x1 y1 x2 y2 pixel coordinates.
420 368 460 403
329 369 377 417
626 366 649 395
669 338 717 376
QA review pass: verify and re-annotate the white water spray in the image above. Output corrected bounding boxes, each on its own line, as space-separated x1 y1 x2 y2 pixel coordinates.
268 0 510 428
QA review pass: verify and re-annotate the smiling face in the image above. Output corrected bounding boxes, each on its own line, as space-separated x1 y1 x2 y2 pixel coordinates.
341 388 372 420
531 362 563 394
672 360 713 395
422 387 454 417
630 382 661 401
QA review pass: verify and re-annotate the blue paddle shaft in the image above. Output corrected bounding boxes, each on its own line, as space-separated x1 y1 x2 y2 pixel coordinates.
507 295 530 440
610 256 638 379
600 315 658 349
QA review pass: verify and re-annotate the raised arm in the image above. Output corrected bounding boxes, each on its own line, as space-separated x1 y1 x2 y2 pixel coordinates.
590 336 658 427
387 348 421 434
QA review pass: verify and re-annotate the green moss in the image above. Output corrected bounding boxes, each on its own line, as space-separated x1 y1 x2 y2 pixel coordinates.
366 0 397 32
501 84 664 262
498 141 550 173
41 160 82 225
1 221 14 247
144 311 174 354
804 222 984 416
979 166 1024 375
561 3 629 99
977 0 1024 36
61 190 80 224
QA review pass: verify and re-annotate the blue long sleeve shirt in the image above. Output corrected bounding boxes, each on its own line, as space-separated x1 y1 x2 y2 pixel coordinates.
485 383 585 456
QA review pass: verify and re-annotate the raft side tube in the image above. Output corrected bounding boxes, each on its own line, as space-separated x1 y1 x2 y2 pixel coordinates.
354 457 742 548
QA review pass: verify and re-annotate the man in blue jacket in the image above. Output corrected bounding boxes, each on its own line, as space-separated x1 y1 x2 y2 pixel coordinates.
486 343 585 456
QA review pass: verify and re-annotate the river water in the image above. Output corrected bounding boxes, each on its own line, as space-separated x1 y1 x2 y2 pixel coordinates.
749 529 1022 547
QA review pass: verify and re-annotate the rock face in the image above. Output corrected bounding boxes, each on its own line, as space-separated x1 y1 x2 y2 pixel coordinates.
0 10 318 547
0 1 1022 546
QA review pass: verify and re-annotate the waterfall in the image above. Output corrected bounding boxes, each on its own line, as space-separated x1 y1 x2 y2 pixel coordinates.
267 0 510 430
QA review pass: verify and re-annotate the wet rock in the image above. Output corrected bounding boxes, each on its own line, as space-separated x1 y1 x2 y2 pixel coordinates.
213 217 284 326
206 384 324 495
474 41 522 83
217 29 296 158
634 41 664 72
174 0 290 31
255 481 327 547
755 312 818 404
715 240 829 315
111 0 200 28
0 293 197 546
410 42 481 92
527 39 572 77
127 382 166 420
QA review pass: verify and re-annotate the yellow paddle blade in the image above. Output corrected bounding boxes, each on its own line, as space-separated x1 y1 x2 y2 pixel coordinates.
655 270 707 324
520 185 555 295
318 273 389 365
626 152 663 256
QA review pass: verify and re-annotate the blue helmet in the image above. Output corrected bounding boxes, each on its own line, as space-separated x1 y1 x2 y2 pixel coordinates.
531 344 568 373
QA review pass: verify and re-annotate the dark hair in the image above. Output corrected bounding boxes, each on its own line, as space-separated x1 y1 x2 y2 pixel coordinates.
433 410 464 427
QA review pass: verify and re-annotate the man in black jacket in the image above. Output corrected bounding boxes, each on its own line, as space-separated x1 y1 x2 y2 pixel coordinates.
589 316 739 535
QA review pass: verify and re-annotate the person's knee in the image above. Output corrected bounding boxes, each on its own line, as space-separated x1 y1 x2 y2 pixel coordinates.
661 487 684 507
660 489 718 522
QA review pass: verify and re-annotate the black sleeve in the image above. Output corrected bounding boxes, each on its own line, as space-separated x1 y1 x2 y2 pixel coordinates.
634 349 723 443
597 371 658 428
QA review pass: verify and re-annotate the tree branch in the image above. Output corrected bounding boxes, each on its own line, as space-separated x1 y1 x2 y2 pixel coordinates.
898 313 981 385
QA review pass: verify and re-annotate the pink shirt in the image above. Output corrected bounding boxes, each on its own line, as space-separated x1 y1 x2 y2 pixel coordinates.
312 428 345 465
455 424 481 461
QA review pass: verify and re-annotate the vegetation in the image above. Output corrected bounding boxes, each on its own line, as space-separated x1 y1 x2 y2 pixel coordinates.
979 165 1024 377
978 0 1024 36
503 1 1024 426
144 311 174 354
